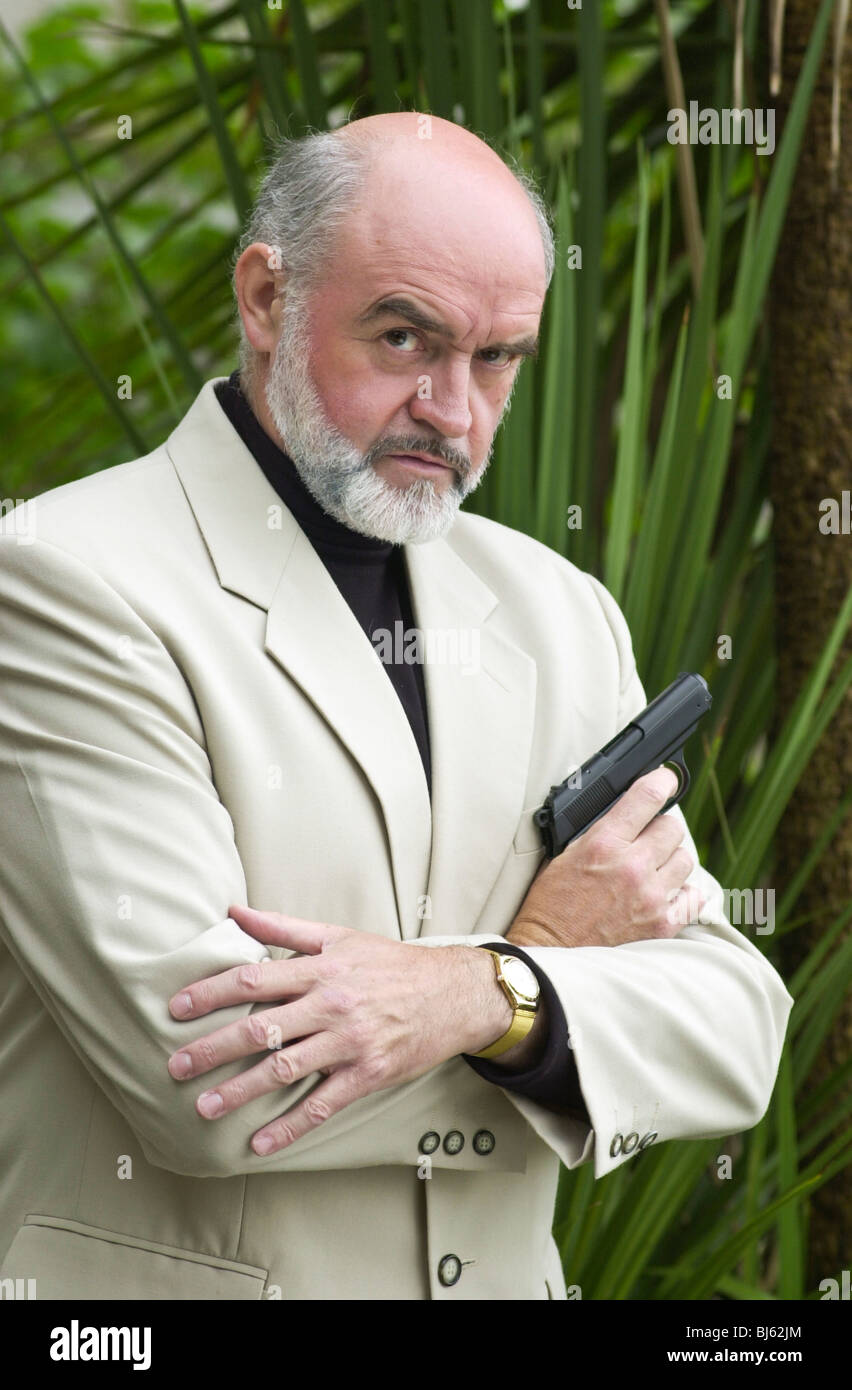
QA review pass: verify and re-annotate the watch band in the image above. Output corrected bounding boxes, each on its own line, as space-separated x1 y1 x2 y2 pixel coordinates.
472 950 540 1060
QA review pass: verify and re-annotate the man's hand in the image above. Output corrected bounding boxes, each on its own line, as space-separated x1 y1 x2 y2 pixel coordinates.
167 907 513 1157
507 766 706 950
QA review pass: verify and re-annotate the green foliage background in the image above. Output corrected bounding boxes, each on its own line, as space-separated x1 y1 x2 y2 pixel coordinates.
2 0 850 1298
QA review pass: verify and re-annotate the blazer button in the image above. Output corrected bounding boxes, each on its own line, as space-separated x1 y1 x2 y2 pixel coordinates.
610 1133 624 1157
622 1132 640 1154
438 1254 462 1287
638 1131 658 1150
419 1131 440 1155
473 1129 495 1155
443 1130 465 1155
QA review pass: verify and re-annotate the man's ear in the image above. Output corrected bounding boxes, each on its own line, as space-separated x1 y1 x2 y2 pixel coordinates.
234 242 285 356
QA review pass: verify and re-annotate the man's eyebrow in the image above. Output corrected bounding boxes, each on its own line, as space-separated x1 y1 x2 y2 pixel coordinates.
357 296 539 359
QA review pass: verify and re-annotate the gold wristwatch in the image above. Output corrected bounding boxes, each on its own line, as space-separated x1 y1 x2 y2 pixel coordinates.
473 951 540 1060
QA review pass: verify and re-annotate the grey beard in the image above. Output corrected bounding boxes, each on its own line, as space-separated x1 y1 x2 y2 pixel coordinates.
263 297 499 545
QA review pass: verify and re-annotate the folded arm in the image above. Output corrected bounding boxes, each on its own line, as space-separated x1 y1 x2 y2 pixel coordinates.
0 536 534 1179
447 571 795 1177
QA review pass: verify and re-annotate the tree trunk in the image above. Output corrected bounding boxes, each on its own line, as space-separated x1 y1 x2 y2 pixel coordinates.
768 3 852 1290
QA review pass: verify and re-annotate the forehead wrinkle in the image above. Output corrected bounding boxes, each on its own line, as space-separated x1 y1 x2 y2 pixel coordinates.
349 251 543 328
354 225 540 295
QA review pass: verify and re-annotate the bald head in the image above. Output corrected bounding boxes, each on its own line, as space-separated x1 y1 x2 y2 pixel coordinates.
331 112 549 293
337 110 541 205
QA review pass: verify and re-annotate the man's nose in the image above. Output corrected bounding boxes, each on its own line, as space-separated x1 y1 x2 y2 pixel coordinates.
407 361 473 440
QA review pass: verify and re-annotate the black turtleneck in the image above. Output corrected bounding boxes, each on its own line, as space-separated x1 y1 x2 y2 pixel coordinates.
214 372 588 1120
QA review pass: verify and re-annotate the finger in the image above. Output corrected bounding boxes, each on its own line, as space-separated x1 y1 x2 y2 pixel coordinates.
250 1069 367 1155
665 885 707 930
636 808 687 869
228 904 349 954
194 1034 348 1121
598 766 679 844
167 997 320 1081
168 956 315 1020
656 845 696 896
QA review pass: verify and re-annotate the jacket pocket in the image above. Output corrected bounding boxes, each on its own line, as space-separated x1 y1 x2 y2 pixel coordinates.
1 1215 269 1301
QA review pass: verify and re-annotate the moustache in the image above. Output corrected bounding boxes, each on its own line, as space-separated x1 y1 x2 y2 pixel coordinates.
361 438 472 481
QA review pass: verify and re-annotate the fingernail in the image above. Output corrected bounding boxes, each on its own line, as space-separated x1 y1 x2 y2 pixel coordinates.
253 1135 274 1154
171 993 192 1017
168 1052 193 1078
198 1091 223 1117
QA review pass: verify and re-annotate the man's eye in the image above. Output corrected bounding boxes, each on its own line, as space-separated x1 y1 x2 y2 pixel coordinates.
479 348 515 367
383 329 420 351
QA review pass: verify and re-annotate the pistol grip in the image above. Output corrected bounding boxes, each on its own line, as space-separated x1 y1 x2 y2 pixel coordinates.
660 749 690 815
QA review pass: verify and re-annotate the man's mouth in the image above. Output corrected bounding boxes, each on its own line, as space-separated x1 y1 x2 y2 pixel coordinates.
385 452 455 476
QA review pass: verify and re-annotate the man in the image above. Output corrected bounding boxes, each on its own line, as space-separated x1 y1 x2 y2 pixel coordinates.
0 113 791 1300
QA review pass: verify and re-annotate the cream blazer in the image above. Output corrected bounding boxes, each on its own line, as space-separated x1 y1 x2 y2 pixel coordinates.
0 379 793 1300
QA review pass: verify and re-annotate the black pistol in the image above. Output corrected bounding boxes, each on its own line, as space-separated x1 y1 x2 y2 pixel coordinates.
534 671 712 859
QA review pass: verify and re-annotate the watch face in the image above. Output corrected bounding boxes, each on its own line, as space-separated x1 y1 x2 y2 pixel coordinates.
502 956 539 1002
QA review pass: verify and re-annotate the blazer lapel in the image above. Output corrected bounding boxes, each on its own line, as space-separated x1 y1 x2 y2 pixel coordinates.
403 537 538 942
264 529 433 940
167 379 432 940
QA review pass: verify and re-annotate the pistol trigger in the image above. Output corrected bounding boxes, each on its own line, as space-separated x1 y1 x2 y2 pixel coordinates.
660 751 690 814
